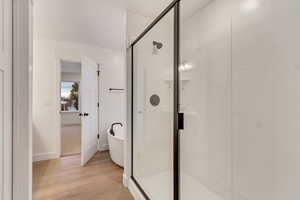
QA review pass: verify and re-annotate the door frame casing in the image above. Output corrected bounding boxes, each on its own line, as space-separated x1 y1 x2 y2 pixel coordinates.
1 0 13 199
12 0 33 199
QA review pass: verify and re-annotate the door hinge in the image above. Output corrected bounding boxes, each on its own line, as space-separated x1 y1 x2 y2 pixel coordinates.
97 134 100 139
178 113 184 130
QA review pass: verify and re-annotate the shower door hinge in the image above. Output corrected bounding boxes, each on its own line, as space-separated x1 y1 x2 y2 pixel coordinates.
97 70 100 76
97 102 100 107
97 134 100 139
178 113 184 130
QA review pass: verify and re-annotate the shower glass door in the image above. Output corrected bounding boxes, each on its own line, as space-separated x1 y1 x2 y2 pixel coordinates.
132 8 174 200
179 0 232 199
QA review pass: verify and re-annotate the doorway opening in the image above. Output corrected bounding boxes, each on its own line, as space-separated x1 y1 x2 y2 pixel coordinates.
60 60 82 157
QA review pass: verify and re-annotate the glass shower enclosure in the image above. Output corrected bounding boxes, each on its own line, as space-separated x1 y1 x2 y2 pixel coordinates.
130 0 300 200
131 2 178 199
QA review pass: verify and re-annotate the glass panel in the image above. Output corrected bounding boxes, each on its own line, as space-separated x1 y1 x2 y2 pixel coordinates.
180 1 232 199
132 9 174 200
180 0 300 200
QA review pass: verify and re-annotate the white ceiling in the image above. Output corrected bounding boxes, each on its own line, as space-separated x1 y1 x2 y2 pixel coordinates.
34 0 211 51
34 0 126 51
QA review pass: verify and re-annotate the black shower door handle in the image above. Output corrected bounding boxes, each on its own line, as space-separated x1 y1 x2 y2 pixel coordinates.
178 113 184 130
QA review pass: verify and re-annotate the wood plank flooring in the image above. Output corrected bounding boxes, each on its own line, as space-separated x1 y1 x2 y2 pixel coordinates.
33 151 134 200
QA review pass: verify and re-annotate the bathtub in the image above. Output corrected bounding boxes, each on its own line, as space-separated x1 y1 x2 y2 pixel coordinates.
107 126 124 167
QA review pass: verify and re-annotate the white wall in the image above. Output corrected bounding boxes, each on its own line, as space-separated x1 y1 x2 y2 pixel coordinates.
61 72 80 82
33 37 126 161
34 0 126 51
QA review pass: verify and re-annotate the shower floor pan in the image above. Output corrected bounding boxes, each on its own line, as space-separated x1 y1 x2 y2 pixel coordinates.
136 171 224 200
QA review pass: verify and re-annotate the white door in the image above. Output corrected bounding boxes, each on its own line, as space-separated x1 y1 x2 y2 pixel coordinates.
0 0 12 199
80 57 99 166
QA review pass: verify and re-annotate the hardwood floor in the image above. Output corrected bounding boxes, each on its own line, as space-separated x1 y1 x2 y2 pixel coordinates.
33 151 133 200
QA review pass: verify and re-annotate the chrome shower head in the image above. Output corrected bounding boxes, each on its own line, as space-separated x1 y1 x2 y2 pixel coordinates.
153 41 163 49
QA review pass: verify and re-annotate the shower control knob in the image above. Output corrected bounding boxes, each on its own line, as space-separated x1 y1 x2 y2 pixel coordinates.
84 113 89 116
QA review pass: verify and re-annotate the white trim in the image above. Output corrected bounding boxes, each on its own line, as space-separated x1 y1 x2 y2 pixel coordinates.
0 0 4 52
128 178 146 200
61 123 81 127
60 111 80 114
0 69 4 200
56 58 62 157
123 173 129 187
13 0 32 200
125 47 132 190
32 152 59 162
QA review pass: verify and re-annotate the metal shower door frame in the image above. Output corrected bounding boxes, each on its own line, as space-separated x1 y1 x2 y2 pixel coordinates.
130 1 181 200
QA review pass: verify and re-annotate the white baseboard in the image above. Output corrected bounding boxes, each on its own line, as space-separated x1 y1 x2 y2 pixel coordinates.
128 178 146 200
123 173 129 187
33 152 59 162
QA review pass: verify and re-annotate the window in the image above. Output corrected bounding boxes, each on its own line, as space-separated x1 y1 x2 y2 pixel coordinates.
61 81 80 112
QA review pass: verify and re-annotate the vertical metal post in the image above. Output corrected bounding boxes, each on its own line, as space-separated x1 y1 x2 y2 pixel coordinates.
174 1 180 200
131 46 134 178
